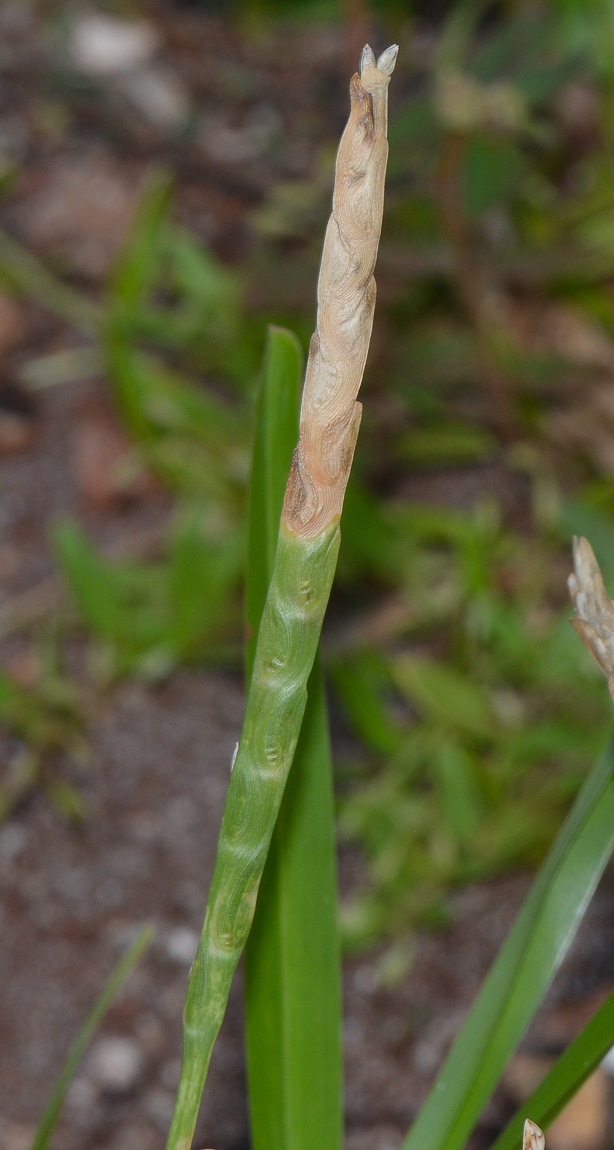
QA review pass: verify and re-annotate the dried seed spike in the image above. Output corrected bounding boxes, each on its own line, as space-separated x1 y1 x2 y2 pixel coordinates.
360 44 376 74
377 44 399 76
568 535 614 683
571 536 614 632
166 53 395 1150
523 1121 545 1150
282 44 395 538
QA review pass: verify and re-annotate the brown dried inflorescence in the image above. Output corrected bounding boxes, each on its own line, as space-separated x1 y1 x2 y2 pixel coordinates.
568 535 614 703
282 44 397 540
523 1121 545 1150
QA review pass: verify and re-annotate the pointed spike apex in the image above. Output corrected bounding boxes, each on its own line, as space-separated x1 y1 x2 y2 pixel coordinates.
360 44 376 75
523 1120 545 1150
573 534 594 570
376 44 399 76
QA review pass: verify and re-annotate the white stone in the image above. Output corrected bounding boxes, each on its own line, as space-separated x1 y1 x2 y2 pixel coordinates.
71 16 158 77
163 927 199 965
88 1036 143 1092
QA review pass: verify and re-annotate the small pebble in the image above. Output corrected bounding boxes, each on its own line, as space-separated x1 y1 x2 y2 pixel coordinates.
88 1036 143 1093
162 927 199 965
70 15 158 76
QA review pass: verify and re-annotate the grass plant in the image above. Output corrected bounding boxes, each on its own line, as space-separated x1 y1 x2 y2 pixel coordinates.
165 45 398 1150
162 41 614 1150
335 499 612 949
244 326 342 1150
15 26 614 1150
162 39 614 1150
5 0 614 949
3 0 613 952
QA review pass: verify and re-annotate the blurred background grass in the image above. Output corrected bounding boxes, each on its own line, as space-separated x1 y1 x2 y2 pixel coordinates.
3 0 614 971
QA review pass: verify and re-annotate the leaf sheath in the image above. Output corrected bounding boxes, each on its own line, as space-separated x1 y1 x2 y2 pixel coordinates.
245 653 342 1150
166 521 341 1150
244 325 343 1150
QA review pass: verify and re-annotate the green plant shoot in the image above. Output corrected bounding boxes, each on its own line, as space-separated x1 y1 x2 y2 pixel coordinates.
166 45 398 1150
244 326 342 1150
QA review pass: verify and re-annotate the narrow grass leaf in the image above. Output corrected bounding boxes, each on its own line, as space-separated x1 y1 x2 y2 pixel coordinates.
166 57 394 1149
401 732 614 1150
492 987 614 1150
245 325 304 675
392 654 497 740
331 653 403 756
244 326 343 1150
29 925 152 1150
167 506 240 660
246 651 342 1150
0 228 101 336
53 519 123 640
108 167 173 311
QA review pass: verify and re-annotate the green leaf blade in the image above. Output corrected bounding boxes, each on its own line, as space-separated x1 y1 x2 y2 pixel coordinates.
53 520 123 640
245 653 343 1150
108 168 173 312
245 324 303 677
400 732 614 1150
244 325 343 1150
492 989 614 1150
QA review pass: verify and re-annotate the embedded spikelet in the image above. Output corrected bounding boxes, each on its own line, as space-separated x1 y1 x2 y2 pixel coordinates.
568 535 614 703
523 1121 545 1150
282 44 398 539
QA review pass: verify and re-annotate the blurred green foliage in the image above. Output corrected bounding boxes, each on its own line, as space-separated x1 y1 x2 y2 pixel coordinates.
0 645 87 822
54 172 253 682
54 513 240 682
248 0 614 952
335 499 610 948
326 0 614 951
6 0 614 957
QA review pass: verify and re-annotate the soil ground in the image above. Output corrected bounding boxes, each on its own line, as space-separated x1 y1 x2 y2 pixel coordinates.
2 7 614 1150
